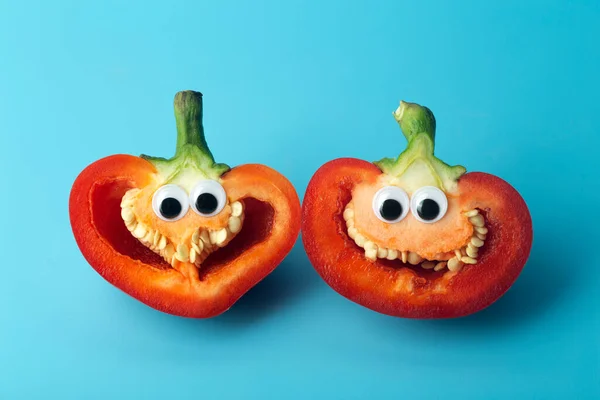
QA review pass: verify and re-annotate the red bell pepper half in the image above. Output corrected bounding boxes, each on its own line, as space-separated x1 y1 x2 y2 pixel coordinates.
69 91 301 318
301 101 533 318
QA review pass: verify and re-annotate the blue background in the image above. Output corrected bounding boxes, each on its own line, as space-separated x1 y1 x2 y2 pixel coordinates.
1 0 598 398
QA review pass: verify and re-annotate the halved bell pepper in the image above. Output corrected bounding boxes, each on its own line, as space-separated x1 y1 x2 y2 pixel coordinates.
69 91 301 318
301 101 533 318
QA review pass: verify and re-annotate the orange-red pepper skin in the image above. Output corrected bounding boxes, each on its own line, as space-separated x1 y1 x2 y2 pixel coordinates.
70 154 300 318
301 158 533 319
69 92 301 318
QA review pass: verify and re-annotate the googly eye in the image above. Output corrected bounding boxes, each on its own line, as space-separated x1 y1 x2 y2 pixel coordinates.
152 184 189 221
410 186 448 223
190 180 227 217
372 186 410 223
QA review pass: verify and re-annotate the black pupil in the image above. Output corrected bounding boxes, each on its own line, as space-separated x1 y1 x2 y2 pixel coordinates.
196 193 218 214
160 197 182 219
417 198 440 221
380 199 403 221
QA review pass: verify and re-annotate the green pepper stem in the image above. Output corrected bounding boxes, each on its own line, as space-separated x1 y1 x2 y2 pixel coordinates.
174 90 215 161
141 90 229 180
393 100 436 149
374 100 465 193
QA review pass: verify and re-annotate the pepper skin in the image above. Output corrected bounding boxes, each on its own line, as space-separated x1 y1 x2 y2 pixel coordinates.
301 101 532 318
70 91 301 318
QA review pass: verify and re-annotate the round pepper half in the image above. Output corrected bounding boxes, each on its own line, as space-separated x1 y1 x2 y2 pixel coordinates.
301 101 533 318
69 91 301 318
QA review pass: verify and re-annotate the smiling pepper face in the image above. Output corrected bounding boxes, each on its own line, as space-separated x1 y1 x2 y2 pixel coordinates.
344 181 485 270
120 175 245 273
115 92 250 279
69 90 301 317
301 99 532 318
339 101 487 272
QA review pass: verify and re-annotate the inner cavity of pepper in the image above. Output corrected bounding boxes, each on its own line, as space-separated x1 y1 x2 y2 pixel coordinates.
343 202 488 273
120 188 245 269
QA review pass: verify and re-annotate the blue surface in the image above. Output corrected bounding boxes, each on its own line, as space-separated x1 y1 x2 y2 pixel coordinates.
1 0 598 398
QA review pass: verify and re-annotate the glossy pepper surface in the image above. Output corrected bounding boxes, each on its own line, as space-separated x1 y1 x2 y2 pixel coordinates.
70 91 301 318
301 101 532 318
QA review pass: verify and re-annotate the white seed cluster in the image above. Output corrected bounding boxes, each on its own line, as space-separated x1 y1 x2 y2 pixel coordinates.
343 202 487 273
120 188 245 268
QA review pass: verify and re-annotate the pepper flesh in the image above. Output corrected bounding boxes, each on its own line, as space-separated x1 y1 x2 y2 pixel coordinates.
69 91 301 318
301 101 532 318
